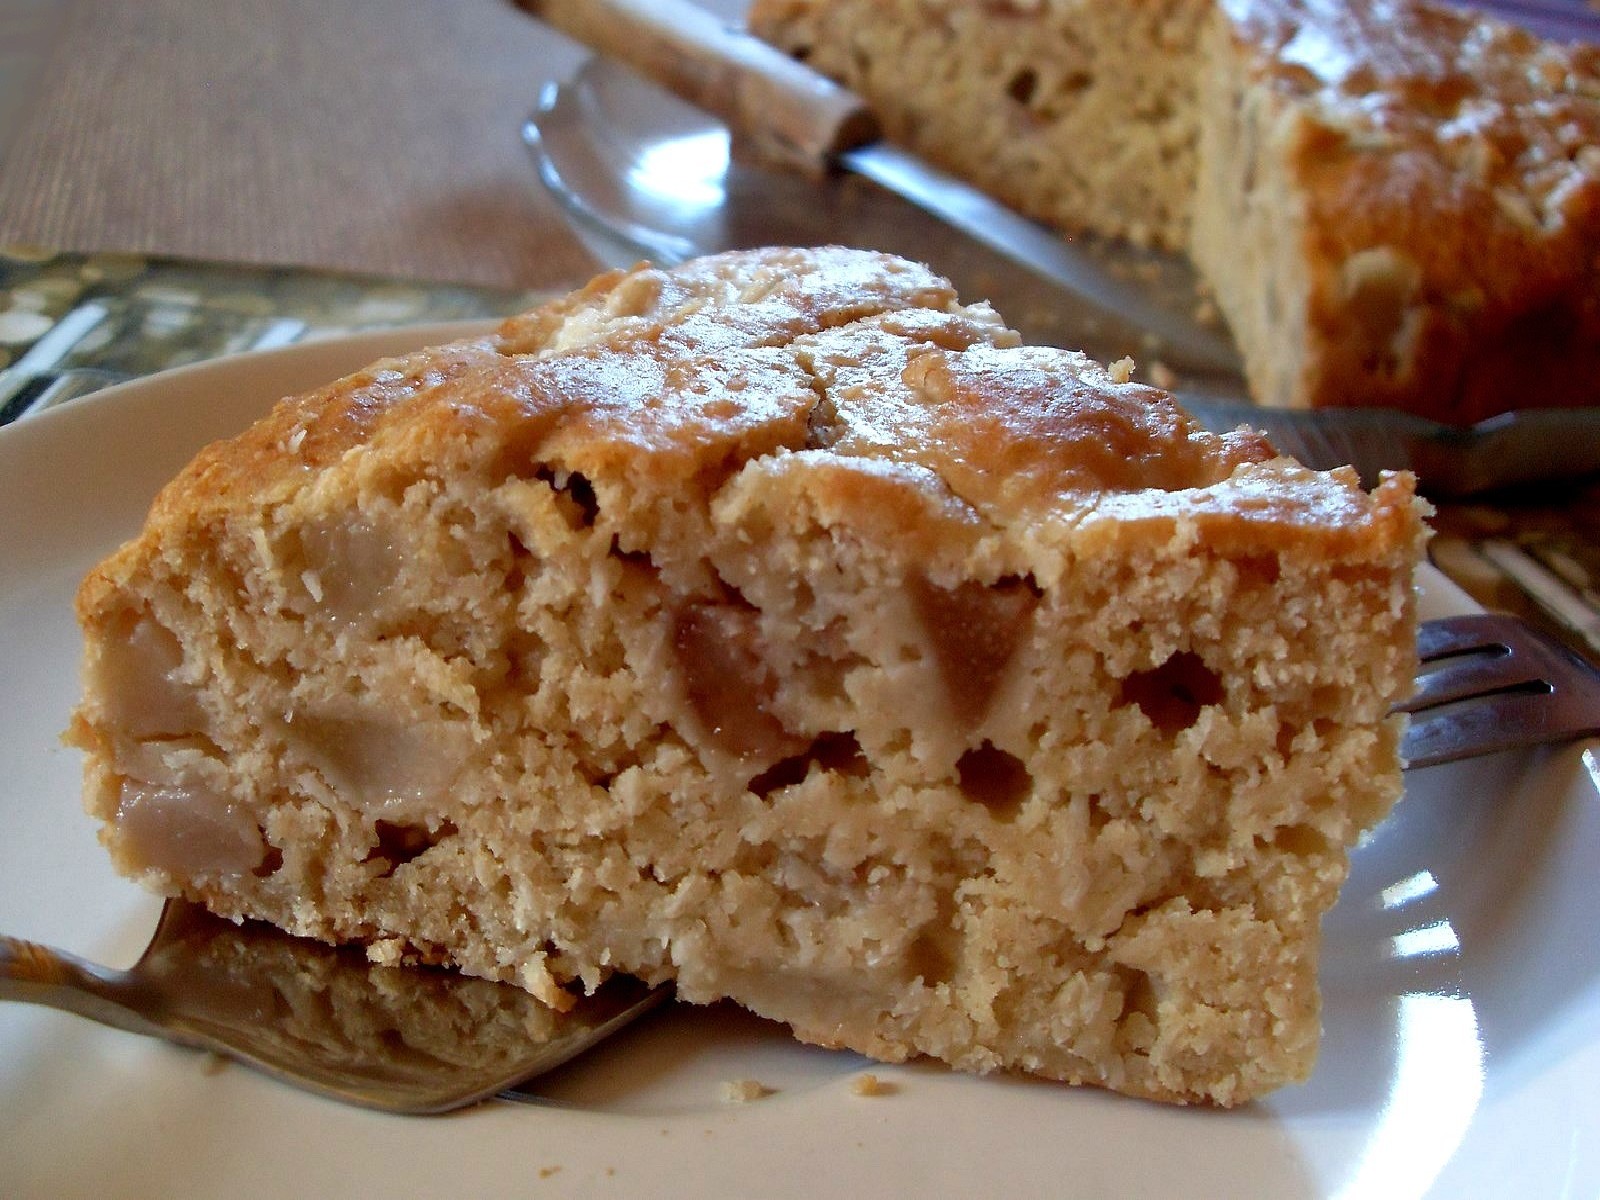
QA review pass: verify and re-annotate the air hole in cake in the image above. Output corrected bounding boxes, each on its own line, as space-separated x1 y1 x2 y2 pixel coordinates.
1006 66 1039 105
534 466 599 528
579 753 630 789
252 845 284 878
1011 573 1045 599
812 729 868 774
1114 964 1160 1052
366 818 456 875
1116 963 1159 1019
909 573 1040 725
1271 823 1331 859
504 532 532 594
503 628 547 692
747 754 808 797
607 534 656 570
907 900 958 988
1274 723 1300 759
673 600 807 764
802 391 844 450
906 935 956 989
1118 652 1223 734
748 731 868 797
1062 69 1093 95
956 741 1031 821
1085 793 1112 832
1236 553 1281 586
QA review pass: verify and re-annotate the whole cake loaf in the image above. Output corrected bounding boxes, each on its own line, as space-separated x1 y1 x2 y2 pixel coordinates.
749 0 1600 424
69 247 1427 1106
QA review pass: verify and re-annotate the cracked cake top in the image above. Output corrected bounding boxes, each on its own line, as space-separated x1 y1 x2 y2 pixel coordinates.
86 246 1414 617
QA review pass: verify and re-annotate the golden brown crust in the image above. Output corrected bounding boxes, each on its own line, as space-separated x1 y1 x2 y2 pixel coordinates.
1219 0 1600 420
96 244 1333 598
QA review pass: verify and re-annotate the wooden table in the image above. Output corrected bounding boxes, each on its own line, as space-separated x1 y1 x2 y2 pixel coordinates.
0 0 739 291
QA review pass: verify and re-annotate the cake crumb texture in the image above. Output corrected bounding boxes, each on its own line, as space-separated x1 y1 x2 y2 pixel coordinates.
68 246 1427 1107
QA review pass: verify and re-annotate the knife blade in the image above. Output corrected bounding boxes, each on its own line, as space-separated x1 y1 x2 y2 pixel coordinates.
515 0 1242 379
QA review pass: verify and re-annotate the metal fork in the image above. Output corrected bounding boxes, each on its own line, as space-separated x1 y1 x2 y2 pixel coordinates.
1401 613 1600 770
1 900 667 1113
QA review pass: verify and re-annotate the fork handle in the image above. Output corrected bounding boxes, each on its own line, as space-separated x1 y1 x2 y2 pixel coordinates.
0 934 173 1043
517 0 879 170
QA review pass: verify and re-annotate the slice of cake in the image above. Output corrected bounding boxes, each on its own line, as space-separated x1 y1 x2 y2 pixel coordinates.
68 247 1428 1106
749 0 1600 424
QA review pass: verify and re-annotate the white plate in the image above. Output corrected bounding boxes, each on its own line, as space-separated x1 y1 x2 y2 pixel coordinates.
3 328 1598 1199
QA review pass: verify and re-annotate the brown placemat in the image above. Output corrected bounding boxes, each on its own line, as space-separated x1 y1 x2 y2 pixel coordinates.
0 0 598 291
1430 487 1600 666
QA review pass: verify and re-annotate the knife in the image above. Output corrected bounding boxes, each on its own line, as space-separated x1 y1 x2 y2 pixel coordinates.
516 0 1242 379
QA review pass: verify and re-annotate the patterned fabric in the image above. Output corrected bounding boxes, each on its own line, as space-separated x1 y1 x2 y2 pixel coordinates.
0 245 542 425
1431 494 1600 666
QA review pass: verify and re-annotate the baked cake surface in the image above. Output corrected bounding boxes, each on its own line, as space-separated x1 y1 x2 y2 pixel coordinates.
749 0 1600 424
69 247 1427 1106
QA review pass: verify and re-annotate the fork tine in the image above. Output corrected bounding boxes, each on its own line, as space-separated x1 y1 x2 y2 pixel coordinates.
1402 686 1600 770
1403 614 1600 769
1399 647 1545 713
1415 613 1521 661
1402 612 1597 714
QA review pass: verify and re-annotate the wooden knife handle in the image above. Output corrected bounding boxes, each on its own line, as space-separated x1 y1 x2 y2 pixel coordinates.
519 0 879 171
